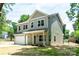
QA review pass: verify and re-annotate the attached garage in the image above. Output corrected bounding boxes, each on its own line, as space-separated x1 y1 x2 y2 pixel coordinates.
14 34 26 45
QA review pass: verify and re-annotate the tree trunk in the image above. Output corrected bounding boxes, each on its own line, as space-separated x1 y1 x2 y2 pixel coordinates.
10 37 12 41
0 3 4 16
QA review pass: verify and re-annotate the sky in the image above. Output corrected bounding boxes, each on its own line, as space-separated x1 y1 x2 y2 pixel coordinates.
6 3 74 33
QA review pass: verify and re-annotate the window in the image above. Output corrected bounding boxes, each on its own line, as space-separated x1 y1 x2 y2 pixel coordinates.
31 22 33 28
54 36 56 42
23 25 25 30
39 35 43 41
41 20 44 26
19 26 21 31
38 21 40 26
25 25 28 29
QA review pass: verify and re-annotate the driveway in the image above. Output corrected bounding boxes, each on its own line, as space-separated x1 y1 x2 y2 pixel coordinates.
0 41 37 55
0 41 14 47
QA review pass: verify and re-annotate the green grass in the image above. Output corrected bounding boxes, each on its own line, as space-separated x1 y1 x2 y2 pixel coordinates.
11 46 77 56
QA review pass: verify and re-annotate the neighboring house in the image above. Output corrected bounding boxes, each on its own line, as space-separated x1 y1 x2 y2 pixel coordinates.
14 10 64 46
0 32 8 39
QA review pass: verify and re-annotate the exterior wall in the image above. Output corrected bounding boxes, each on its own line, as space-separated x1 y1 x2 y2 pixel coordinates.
29 16 48 30
50 20 63 45
48 14 63 45
16 11 64 46
17 21 29 33
17 16 48 33
27 34 32 45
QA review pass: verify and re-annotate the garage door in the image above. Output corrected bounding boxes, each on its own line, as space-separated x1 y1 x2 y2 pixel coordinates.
15 34 25 45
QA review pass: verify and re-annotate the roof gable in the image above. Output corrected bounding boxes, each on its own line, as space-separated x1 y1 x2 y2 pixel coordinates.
28 10 48 20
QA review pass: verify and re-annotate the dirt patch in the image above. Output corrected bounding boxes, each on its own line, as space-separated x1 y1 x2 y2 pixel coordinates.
0 45 37 55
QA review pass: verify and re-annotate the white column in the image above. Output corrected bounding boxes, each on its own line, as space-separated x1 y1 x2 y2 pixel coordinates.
37 34 39 45
32 34 34 44
43 32 45 46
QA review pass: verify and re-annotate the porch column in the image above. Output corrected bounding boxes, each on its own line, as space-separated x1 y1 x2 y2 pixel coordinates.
37 34 39 46
32 34 34 45
43 32 46 46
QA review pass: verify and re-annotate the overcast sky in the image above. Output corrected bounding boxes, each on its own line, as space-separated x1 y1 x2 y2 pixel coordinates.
6 3 74 33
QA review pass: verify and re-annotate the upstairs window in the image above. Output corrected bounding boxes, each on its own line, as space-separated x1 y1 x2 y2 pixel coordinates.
19 26 21 31
23 25 26 30
41 20 44 26
38 21 40 27
25 25 28 29
31 22 33 28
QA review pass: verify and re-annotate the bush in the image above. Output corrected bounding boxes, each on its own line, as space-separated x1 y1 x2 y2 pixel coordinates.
75 39 79 44
68 37 76 43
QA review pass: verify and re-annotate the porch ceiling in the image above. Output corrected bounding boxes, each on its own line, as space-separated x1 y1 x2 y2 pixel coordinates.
23 30 45 34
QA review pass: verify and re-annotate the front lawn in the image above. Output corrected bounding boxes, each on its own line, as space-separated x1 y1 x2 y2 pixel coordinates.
11 46 79 56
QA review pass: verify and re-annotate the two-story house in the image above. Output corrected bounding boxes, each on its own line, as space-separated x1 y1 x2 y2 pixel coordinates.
14 10 64 46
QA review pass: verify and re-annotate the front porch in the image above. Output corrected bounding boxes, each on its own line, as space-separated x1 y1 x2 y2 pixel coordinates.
24 30 49 46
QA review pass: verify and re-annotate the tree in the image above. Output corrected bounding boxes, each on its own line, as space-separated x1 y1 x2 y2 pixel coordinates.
66 3 79 39
64 30 69 39
12 22 17 33
66 3 79 29
18 15 29 23
8 26 14 41
75 30 79 39
0 3 15 32
0 3 4 11
0 3 15 41
70 32 75 37
63 24 66 39
0 3 4 16
5 20 17 41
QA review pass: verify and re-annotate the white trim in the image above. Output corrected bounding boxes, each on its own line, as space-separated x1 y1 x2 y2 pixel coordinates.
23 30 45 34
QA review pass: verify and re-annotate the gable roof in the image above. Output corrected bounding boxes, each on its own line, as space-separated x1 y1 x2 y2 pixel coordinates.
48 13 64 26
28 10 48 20
17 10 64 25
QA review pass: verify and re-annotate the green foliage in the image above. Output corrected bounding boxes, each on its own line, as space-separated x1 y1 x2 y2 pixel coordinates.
66 3 79 21
70 32 75 37
18 15 29 23
74 48 79 56
66 3 79 30
2 3 15 15
63 24 69 39
12 47 76 56
64 30 69 39
73 20 79 30
0 3 15 41
5 20 17 40
8 26 14 41
75 30 79 39
66 3 79 39
12 22 17 33
70 30 79 39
